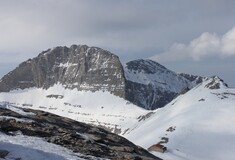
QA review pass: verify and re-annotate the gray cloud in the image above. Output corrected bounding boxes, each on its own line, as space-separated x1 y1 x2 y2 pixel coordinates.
1 1 235 56
150 27 235 62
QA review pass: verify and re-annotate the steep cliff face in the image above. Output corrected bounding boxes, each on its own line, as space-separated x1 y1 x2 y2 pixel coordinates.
0 45 126 98
124 59 202 110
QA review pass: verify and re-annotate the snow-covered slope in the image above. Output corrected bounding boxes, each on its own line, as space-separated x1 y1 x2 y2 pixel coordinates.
0 84 148 135
125 76 235 160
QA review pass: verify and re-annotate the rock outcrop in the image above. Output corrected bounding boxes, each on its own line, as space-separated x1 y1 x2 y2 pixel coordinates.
204 76 228 89
0 103 160 160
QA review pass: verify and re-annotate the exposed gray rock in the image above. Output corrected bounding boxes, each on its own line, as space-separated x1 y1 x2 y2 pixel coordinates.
125 81 176 110
0 105 161 160
205 76 228 89
125 59 168 74
0 150 9 158
178 87 190 95
0 45 126 98
179 73 204 85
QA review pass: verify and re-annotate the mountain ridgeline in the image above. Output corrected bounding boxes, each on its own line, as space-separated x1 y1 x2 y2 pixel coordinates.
0 45 203 110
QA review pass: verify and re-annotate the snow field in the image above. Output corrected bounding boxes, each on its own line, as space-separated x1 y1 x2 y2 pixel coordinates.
0 84 148 135
125 79 235 160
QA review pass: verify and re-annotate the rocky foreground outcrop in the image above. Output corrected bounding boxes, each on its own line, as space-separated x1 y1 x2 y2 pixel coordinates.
0 104 160 160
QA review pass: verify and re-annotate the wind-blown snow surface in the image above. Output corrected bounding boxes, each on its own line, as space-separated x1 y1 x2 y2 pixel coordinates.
0 84 148 135
0 132 107 160
125 77 235 160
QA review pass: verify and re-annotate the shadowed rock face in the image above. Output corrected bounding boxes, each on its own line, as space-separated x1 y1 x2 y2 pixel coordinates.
0 104 160 160
126 81 177 110
0 45 126 98
179 73 203 85
124 59 204 110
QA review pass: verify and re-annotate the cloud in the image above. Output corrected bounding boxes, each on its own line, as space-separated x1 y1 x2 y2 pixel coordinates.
221 28 235 56
150 27 235 62
1 0 235 65
0 0 163 63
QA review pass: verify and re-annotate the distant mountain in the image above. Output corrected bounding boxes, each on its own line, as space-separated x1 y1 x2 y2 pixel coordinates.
124 59 203 109
0 103 159 160
125 76 235 160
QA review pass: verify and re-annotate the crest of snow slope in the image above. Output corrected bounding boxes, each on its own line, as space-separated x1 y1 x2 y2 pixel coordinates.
125 77 235 160
0 84 148 135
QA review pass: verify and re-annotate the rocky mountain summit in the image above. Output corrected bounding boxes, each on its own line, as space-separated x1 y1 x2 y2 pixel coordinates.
0 45 203 110
0 103 160 160
0 45 126 98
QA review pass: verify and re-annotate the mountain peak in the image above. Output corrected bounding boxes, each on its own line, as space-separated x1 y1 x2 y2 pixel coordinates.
39 45 115 59
125 59 167 74
0 44 125 97
204 76 228 89
124 59 203 109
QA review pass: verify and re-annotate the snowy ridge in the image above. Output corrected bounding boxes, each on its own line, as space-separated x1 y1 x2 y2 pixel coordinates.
124 59 192 93
0 84 148 135
125 77 235 160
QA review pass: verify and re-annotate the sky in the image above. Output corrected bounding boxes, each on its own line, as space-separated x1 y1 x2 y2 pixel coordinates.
0 0 235 87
